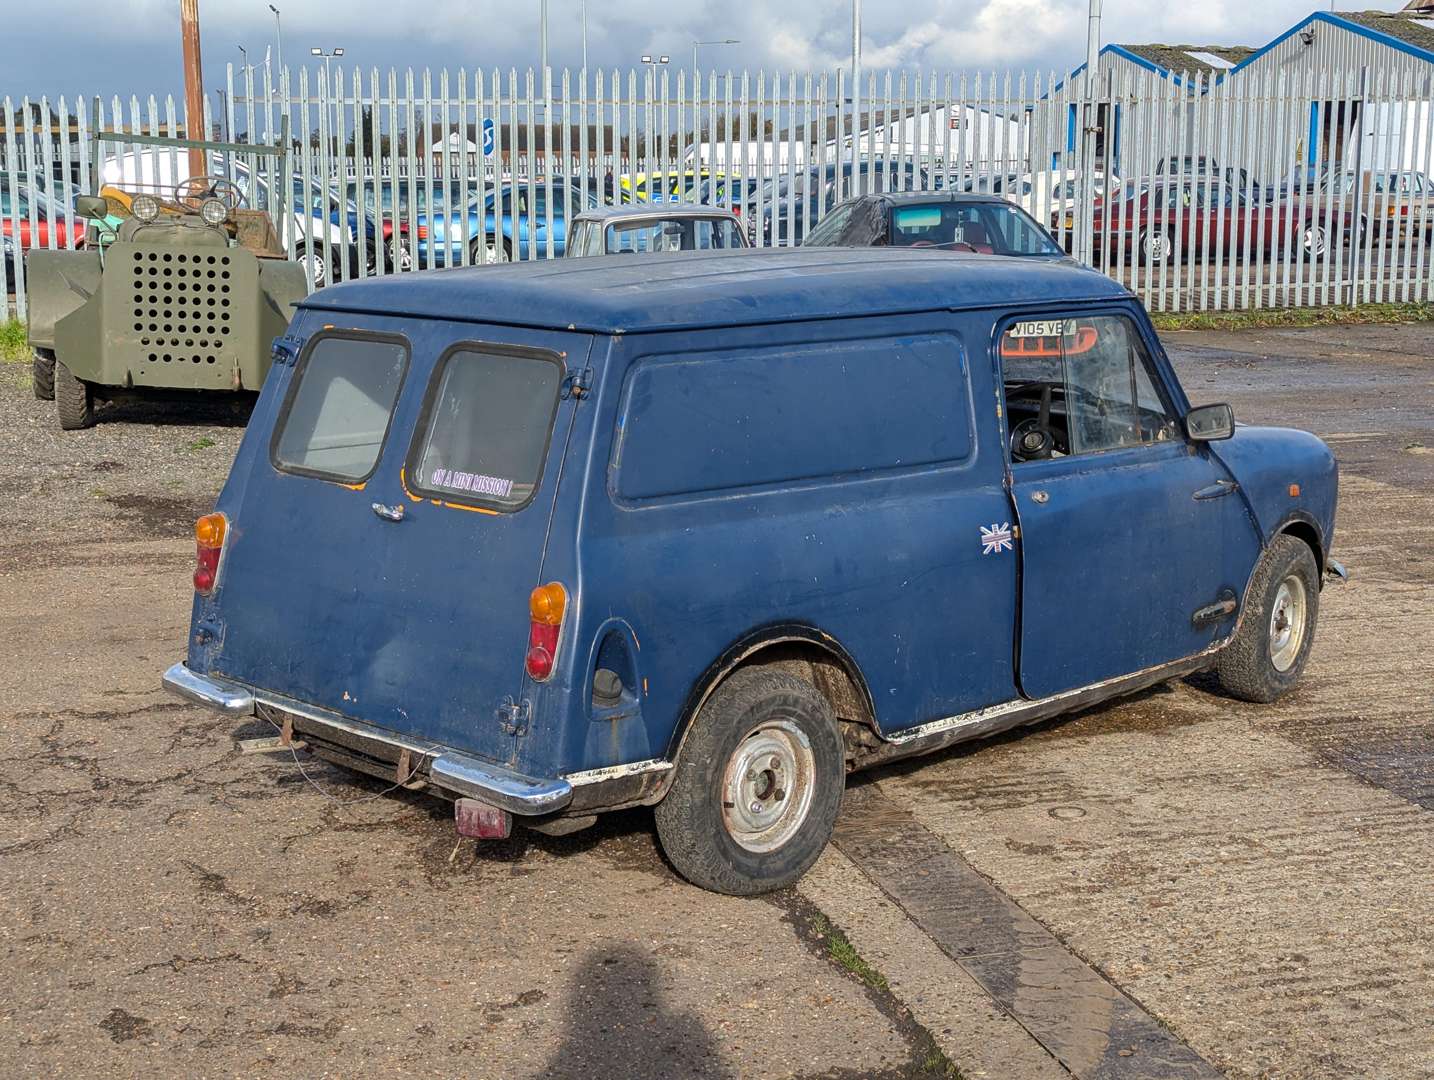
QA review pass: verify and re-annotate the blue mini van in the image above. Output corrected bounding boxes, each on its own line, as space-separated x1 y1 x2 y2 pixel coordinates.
165 249 1343 895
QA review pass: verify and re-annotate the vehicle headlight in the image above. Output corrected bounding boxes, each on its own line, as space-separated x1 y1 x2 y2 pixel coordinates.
200 198 228 225
131 194 160 222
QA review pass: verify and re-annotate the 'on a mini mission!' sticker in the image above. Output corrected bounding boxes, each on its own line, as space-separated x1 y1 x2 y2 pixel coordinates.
428 468 514 499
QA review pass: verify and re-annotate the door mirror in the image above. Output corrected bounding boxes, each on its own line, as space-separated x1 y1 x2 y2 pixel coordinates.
74 194 109 221
1186 403 1235 441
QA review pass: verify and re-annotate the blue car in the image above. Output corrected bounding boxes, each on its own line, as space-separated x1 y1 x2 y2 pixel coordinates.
410 179 597 265
164 248 1342 895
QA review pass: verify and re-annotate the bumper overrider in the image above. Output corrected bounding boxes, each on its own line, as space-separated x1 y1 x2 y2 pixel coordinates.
161 663 575 815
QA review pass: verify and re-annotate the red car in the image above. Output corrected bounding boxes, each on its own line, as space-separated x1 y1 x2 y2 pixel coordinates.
1089 179 1363 265
2 182 86 280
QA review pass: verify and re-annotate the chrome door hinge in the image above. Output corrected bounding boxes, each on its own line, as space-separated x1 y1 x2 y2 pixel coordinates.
495 696 532 736
562 366 593 400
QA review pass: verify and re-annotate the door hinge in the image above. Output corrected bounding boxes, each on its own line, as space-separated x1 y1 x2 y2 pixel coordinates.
270 334 303 367
495 696 532 736
562 366 593 400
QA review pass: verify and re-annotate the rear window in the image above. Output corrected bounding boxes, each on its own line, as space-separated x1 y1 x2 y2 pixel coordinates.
407 345 564 512
272 333 409 482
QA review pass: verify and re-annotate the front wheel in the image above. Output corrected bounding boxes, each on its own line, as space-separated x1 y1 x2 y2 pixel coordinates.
54 360 95 430
298 242 336 288
1215 534 1320 703
32 347 56 401
470 236 512 265
1301 223 1329 260
654 668 844 896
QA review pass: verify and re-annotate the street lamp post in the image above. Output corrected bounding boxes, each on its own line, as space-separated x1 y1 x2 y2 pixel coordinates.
268 5 284 87
310 46 345 93
639 54 668 165
692 39 739 95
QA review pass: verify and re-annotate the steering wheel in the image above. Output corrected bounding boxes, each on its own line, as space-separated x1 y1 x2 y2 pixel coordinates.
1008 382 1062 462
909 239 937 247
936 241 978 253
174 176 243 211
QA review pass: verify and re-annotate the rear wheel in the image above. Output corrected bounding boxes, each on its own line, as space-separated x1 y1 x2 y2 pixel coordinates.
654 668 844 896
471 236 512 265
32 347 55 401
1301 223 1329 260
1215 534 1320 703
54 360 95 430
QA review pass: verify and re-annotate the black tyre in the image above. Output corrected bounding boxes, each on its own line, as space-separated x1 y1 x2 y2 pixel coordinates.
55 360 95 430
1215 534 1320 703
654 667 844 896
32 347 55 401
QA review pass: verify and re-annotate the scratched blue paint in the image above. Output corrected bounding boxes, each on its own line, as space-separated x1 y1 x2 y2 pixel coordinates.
185 248 1339 786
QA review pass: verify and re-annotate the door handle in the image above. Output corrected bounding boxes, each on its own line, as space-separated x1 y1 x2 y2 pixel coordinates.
1193 479 1239 501
371 502 406 522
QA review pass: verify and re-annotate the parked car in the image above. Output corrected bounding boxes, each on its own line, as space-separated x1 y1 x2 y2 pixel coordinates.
164 246 1342 896
1005 169 1120 224
750 161 927 245
802 191 1070 260
1 179 86 282
620 169 721 204
1091 178 1364 264
1269 168 1431 240
565 204 747 256
409 179 598 264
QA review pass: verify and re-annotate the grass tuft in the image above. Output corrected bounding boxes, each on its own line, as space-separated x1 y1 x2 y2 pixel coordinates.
809 911 890 993
1 319 27 363
1152 301 1434 333
186 436 218 452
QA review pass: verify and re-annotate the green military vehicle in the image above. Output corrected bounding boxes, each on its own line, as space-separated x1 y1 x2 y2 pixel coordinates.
26 131 307 429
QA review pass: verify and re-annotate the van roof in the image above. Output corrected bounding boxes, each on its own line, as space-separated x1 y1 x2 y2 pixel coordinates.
301 248 1131 334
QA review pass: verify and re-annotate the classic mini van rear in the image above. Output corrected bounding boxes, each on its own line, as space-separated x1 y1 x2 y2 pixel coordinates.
166 249 1341 895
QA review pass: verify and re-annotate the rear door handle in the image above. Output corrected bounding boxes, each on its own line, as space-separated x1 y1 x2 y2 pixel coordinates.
1193 479 1239 501
371 502 406 522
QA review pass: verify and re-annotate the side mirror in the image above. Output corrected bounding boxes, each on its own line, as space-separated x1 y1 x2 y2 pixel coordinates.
74 194 109 221
1186 403 1235 441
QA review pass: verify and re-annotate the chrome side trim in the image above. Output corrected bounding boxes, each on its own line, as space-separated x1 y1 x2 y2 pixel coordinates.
884 640 1228 747
162 662 256 717
564 758 672 787
430 752 573 815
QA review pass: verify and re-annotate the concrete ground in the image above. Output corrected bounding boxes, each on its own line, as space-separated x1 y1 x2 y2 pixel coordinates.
1 320 1431 1078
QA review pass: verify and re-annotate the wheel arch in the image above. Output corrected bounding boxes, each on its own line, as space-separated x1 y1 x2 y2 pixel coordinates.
1273 512 1325 579
665 624 880 769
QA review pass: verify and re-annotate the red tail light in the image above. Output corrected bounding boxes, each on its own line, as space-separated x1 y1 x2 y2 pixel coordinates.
415 225 429 240
525 582 567 681
193 512 228 595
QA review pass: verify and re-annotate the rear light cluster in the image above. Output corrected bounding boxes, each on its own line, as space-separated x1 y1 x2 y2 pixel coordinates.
415 225 430 240
526 582 567 681
193 512 228 595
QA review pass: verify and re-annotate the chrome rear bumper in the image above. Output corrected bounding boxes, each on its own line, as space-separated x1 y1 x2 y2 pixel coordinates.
161 662 573 815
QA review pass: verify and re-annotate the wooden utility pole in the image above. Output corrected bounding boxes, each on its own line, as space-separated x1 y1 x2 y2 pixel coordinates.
180 0 206 178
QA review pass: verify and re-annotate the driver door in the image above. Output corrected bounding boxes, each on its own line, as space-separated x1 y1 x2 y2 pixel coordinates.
1001 309 1263 700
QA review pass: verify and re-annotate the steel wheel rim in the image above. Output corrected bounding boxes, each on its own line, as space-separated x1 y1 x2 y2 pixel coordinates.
1268 574 1308 673
303 250 327 286
721 719 816 854
1144 232 1168 261
1304 225 1327 257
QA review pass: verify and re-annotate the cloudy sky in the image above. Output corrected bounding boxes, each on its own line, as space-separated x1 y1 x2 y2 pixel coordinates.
1 0 1412 103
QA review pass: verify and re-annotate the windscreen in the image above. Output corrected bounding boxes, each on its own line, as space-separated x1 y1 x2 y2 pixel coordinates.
607 217 744 252
888 202 1062 256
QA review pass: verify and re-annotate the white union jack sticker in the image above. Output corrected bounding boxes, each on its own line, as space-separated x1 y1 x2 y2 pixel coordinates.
980 522 1014 555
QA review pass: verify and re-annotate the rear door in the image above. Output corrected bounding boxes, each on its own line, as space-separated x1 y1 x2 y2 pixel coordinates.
211 315 588 764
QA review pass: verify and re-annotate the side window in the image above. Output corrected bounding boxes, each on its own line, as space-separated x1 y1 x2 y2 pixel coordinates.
999 314 1179 464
